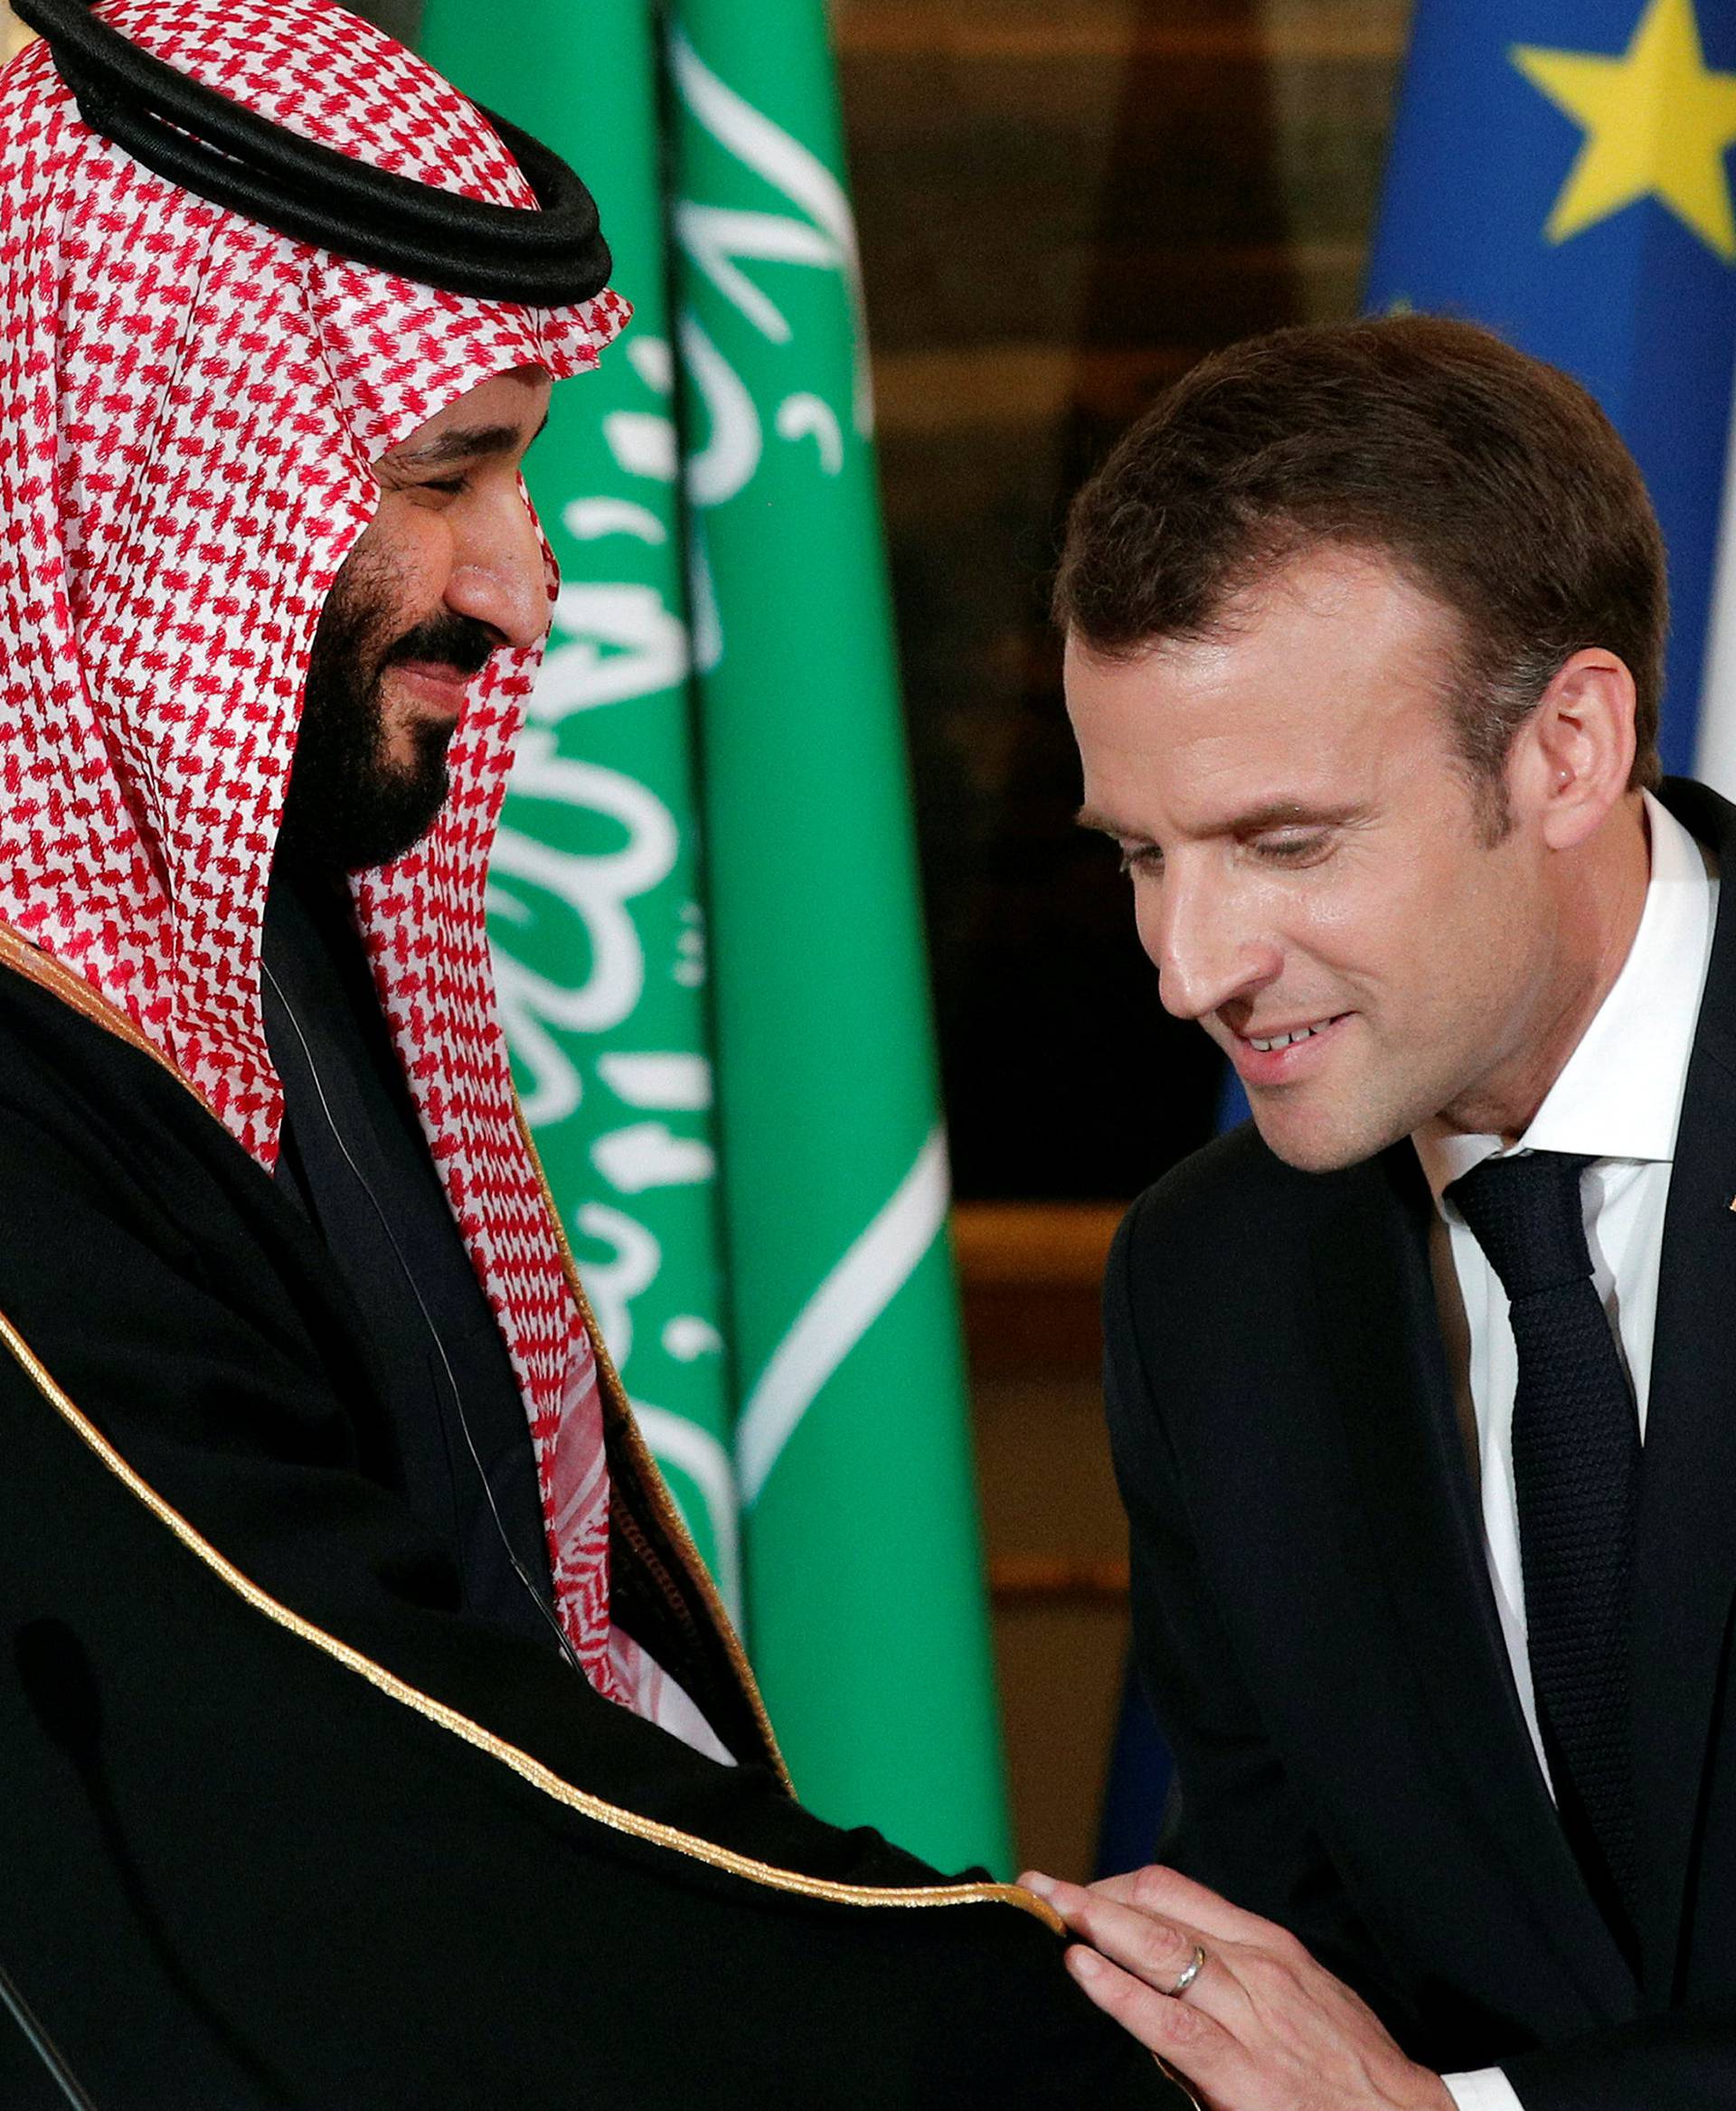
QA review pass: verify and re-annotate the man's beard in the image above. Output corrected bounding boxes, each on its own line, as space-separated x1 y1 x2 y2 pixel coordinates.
276 551 497 875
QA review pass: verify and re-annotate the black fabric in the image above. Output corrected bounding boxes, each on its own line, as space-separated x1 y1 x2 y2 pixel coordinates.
13 0 614 305
1447 1148 1641 1945
0 946 1185 2108
259 866 559 1656
1105 777 1736 2107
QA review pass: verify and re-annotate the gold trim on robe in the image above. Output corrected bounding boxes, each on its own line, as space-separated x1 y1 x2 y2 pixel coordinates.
0 1303 1061 1927
0 928 1062 1930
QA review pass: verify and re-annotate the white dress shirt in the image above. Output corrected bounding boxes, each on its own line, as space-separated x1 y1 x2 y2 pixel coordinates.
1410 792 1717 2111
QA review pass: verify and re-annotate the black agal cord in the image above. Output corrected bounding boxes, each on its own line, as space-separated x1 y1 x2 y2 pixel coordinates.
14 0 611 304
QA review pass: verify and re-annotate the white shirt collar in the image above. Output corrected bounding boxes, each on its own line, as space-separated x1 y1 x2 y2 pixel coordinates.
1412 791 1717 1210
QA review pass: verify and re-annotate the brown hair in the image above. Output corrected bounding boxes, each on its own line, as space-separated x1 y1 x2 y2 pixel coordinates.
1053 316 1666 806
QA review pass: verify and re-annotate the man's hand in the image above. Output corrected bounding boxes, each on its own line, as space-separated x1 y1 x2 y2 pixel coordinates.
1019 1863 1454 2111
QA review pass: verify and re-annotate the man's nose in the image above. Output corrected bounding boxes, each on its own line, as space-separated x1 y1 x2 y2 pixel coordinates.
445 485 548 649
1142 872 1279 1023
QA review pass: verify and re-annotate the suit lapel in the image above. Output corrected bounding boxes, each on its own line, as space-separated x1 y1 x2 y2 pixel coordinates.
1632 779 1736 1991
1316 1147 1637 2012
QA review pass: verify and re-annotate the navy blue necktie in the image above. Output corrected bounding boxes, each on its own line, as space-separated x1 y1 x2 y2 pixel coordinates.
1445 1149 1641 1937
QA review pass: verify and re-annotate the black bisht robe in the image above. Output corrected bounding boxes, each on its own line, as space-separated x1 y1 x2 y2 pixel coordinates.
0 925 1185 2109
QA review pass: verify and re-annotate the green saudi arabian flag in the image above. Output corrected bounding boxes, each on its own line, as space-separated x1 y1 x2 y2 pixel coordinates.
419 0 1012 1876
417 0 740 1609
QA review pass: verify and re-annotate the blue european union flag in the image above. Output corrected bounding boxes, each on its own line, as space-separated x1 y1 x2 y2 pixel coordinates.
1365 0 1736 777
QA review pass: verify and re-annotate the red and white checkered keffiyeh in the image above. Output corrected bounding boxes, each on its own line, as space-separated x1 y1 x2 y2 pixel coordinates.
0 0 639 1702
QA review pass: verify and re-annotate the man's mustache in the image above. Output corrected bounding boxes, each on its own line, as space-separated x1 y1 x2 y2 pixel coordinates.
376 611 500 680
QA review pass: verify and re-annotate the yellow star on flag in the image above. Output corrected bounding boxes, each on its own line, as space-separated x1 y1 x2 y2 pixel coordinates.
1513 0 1736 259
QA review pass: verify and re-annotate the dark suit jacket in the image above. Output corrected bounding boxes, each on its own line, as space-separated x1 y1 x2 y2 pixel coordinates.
1107 777 1736 2107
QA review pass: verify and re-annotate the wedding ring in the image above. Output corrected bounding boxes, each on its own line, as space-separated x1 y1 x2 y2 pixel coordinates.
1163 1941 1208 2000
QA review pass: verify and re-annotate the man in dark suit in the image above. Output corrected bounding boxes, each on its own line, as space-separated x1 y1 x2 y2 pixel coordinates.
1018 316 1736 2108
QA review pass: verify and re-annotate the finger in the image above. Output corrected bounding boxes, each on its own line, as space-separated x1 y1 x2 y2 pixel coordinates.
1088 1865 1295 1949
1064 1943 1246 2097
1024 1878 1251 2033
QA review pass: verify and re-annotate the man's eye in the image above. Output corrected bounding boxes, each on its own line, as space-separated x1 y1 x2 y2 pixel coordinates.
1118 844 1163 877
1254 832 1330 863
419 476 469 497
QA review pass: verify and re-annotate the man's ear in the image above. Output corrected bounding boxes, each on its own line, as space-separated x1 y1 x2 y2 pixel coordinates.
1508 648 1639 851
